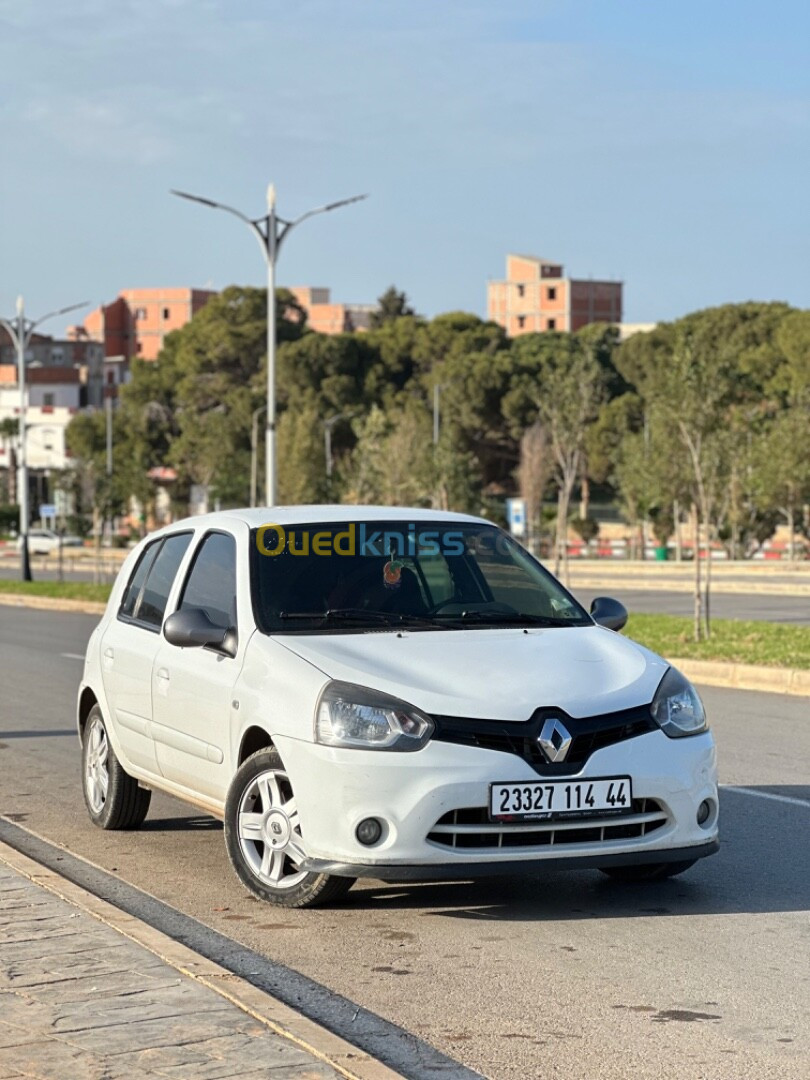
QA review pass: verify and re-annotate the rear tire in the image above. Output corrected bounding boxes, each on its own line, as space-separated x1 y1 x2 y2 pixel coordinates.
82 705 151 830
224 748 355 908
599 860 696 883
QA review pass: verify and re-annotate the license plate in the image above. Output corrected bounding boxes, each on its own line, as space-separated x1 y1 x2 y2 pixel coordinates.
489 776 632 821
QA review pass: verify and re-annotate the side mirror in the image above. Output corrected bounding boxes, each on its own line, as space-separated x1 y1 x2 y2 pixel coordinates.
590 596 628 632
164 608 230 651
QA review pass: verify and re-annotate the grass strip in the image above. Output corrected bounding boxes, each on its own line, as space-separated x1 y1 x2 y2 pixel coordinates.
0 587 806 670
626 613 810 670
0 580 112 604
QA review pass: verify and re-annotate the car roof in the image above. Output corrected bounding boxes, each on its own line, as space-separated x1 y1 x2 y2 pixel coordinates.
158 505 491 534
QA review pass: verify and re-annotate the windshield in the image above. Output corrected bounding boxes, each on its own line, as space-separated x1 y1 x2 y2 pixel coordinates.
250 520 591 633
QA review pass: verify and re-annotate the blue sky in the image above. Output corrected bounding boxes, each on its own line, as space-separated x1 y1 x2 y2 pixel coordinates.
1 0 809 327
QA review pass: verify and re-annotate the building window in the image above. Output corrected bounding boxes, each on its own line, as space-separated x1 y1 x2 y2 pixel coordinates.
42 392 55 407
516 284 525 298
547 287 556 301
547 318 556 330
134 307 147 320
517 315 526 329
136 342 143 353
162 307 171 320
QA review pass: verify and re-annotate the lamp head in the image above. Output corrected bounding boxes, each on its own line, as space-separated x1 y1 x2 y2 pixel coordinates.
267 184 276 212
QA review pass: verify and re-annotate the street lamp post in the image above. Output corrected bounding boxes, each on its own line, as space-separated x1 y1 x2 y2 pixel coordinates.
171 185 368 507
0 297 88 581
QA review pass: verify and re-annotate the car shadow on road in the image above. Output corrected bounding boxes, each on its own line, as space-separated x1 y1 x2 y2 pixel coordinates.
140 815 222 832
346 787 810 919
0 729 76 739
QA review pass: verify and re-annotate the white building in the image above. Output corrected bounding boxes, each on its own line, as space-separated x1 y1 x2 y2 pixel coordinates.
0 366 82 507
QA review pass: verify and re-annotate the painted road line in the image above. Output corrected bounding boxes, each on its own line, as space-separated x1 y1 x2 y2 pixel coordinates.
723 785 810 809
61 652 86 661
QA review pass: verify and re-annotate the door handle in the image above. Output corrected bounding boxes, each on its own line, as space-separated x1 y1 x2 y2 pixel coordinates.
104 648 114 659
156 668 170 681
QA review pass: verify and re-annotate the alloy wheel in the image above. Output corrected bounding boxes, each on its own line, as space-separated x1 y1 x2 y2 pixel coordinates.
84 716 109 814
236 768 308 890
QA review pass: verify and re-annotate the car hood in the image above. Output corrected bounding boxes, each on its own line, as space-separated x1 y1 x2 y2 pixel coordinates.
276 626 668 721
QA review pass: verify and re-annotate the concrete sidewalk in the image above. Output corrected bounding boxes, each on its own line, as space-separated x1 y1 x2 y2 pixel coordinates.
0 855 388 1079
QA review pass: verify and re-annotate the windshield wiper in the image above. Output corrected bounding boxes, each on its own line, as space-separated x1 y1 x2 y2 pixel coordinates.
442 610 583 627
279 608 458 629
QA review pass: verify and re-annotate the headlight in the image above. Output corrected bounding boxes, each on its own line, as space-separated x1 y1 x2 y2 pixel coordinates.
315 681 434 751
650 667 707 738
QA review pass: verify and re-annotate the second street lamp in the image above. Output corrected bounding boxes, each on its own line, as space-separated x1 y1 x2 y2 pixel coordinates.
171 185 368 506
0 297 88 581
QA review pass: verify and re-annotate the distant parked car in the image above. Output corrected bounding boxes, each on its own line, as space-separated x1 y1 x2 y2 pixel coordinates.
18 529 83 555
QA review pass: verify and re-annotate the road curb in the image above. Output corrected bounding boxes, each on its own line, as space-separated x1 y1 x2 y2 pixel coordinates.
670 657 810 697
0 840 405 1080
568 576 810 597
0 592 107 615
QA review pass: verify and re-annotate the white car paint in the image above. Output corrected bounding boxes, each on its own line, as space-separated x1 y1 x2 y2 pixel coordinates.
77 506 719 880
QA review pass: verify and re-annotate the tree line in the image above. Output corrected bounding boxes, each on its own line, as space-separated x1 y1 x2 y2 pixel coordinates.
64 287 810 638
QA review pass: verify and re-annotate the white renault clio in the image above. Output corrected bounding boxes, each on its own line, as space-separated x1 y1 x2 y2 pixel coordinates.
77 507 718 907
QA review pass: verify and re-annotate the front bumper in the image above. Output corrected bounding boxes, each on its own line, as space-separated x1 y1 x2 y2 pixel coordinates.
273 728 719 875
299 840 719 880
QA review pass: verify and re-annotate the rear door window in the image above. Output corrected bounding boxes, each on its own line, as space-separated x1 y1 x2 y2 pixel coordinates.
135 533 193 629
119 540 161 619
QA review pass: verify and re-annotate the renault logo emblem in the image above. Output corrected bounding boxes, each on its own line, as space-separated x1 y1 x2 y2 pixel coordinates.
537 718 572 762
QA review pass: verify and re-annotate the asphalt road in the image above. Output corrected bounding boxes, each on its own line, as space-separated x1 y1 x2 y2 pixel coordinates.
575 588 810 625
1 606 808 1080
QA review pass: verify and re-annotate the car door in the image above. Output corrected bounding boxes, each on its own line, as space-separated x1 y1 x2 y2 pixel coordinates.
99 532 193 775
151 528 247 803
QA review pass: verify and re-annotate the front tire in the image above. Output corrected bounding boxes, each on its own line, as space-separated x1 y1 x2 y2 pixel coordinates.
82 705 151 830
599 859 696 883
224 748 355 908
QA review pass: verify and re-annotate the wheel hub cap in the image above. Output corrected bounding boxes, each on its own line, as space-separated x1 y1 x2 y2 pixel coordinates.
263 809 291 847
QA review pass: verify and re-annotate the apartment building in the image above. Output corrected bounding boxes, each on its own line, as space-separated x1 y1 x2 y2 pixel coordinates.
488 254 623 336
82 287 216 363
0 326 104 408
0 364 80 502
288 287 376 335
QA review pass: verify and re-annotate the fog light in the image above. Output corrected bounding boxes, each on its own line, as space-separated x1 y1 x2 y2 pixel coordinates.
355 817 383 846
697 799 712 826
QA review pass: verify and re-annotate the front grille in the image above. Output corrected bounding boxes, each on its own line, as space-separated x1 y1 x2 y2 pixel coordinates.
426 799 667 851
432 705 656 775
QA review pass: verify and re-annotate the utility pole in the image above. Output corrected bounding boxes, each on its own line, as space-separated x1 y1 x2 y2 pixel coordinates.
171 185 368 506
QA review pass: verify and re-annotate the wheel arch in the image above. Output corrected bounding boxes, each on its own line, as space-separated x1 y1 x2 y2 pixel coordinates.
77 687 99 744
238 725 275 766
